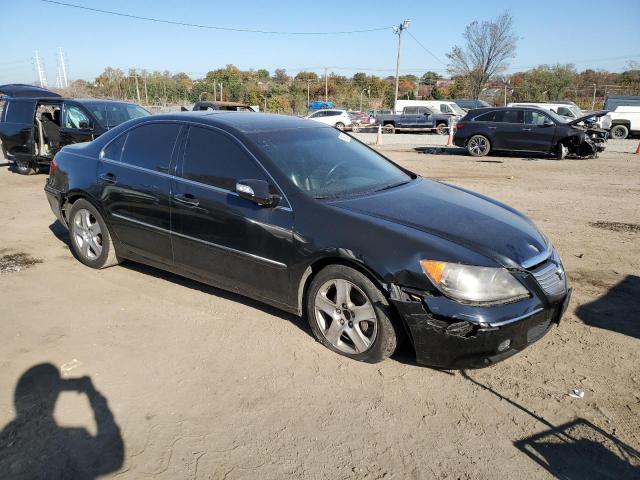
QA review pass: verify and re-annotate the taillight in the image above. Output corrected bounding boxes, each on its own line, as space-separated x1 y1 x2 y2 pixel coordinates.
456 123 465 130
49 156 58 176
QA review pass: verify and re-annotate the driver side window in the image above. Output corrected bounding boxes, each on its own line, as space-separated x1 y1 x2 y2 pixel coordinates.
63 105 92 129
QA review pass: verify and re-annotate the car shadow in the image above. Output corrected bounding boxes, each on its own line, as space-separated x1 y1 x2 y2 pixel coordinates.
414 146 465 155
575 275 640 339
0 363 124 478
461 371 640 479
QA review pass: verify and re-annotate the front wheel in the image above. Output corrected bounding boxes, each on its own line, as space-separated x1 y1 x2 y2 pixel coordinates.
68 199 120 269
610 124 629 139
467 135 491 157
15 158 37 175
555 142 568 160
306 265 397 363
383 124 395 134
334 122 345 131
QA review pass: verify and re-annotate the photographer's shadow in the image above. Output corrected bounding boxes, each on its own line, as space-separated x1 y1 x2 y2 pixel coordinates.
0 363 124 479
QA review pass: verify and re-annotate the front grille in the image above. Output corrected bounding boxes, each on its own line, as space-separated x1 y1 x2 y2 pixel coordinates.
531 262 566 296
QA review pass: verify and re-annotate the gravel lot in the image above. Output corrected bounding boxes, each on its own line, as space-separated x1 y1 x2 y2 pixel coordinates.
1 138 639 479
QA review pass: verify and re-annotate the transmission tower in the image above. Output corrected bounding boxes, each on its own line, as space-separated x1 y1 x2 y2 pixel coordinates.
33 51 49 88
56 47 69 88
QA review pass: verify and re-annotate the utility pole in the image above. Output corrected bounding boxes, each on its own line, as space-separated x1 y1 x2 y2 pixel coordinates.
393 19 410 113
213 82 217 101
324 67 328 103
219 83 223 101
307 79 311 111
132 75 141 104
591 83 597 111
143 75 148 104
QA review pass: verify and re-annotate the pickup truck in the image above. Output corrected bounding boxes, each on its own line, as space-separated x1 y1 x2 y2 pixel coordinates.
376 106 458 134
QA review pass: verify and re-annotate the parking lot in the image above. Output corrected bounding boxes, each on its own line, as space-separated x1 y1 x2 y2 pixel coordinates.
1 139 639 478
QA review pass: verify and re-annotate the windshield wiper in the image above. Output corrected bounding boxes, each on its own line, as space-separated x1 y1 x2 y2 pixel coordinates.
374 179 412 193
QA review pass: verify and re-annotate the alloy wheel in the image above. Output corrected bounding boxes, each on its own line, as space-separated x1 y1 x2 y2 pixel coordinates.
314 279 378 354
468 135 490 156
72 208 103 260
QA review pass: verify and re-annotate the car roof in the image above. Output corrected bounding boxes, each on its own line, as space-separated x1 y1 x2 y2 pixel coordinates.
0 83 61 98
148 111 327 133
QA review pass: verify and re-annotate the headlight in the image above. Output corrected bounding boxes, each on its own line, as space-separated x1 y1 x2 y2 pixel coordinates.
420 260 529 303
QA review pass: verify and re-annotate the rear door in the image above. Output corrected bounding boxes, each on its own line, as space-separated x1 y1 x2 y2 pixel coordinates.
171 125 293 306
97 121 182 264
493 109 525 150
60 102 95 146
0 98 37 159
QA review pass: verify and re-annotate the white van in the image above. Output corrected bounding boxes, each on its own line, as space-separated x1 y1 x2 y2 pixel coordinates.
394 100 465 116
507 102 583 120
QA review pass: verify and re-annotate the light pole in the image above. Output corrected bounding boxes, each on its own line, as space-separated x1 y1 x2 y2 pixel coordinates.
359 89 369 111
307 79 311 112
591 83 597 111
393 19 410 113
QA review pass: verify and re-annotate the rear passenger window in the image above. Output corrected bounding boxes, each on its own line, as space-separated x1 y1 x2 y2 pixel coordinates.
495 110 523 123
102 134 127 161
181 126 266 191
121 123 181 171
474 111 496 122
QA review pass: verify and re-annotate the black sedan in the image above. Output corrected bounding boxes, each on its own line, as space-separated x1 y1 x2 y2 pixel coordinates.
45 112 571 368
454 107 607 159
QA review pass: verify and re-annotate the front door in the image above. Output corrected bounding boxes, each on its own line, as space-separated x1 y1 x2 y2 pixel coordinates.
60 103 95 146
171 125 293 306
523 110 557 152
97 122 183 264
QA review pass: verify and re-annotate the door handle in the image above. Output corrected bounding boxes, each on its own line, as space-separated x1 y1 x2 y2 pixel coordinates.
173 193 200 207
522 128 532 131
488 126 497 130
99 173 116 184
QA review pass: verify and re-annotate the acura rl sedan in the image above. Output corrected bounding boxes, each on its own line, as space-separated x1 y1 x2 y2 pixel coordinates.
44 112 571 368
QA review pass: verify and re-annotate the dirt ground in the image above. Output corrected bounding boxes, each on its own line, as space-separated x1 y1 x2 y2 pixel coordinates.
0 139 639 479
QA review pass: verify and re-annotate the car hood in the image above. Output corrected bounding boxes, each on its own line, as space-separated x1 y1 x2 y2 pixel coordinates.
329 178 549 268
567 110 608 125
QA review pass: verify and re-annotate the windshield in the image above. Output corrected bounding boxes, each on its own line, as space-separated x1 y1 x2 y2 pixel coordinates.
544 109 568 124
84 102 150 128
249 127 412 199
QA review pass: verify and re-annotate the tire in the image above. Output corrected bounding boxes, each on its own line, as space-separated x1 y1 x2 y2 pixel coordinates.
467 135 491 157
68 199 120 269
383 124 395 134
555 142 568 160
436 123 448 135
305 265 397 364
351 124 360 133
610 124 629 140
15 158 37 175
335 122 345 131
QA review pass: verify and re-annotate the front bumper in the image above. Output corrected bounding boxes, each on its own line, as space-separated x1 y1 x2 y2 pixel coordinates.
391 288 571 369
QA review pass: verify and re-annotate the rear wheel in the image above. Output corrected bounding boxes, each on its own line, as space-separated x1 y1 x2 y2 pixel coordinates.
335 122 345 130
305 265 397 363
610 124 629 139
467 135 491 157
383 124 395 134
15 158 37 175
436 123 448 135
68 199 120 269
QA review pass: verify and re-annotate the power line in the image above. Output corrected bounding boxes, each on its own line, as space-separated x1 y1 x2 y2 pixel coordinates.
41 0 391 35
405 30 447 66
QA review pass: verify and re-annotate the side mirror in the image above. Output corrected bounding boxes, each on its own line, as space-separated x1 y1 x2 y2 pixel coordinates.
542 119 554 127
236 179 277 207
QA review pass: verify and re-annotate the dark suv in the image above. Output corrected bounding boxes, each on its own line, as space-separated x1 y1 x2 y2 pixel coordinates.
454 107 608 159
0 84 149 174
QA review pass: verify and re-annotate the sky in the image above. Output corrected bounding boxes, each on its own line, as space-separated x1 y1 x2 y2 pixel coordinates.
1 0 639 85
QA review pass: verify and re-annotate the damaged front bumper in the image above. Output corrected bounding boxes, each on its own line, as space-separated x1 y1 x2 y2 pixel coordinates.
390 287 571 369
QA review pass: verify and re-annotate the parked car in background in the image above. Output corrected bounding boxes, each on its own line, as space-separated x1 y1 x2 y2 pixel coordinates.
453 99 492 111
181 101 258 112
44 111 571 368
394 100 465 117
598 96 640 139
0 83 150 175
305 109 352 130
454 107 608 159
377 106 459 134
348 111 371 130
507 102 584 120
